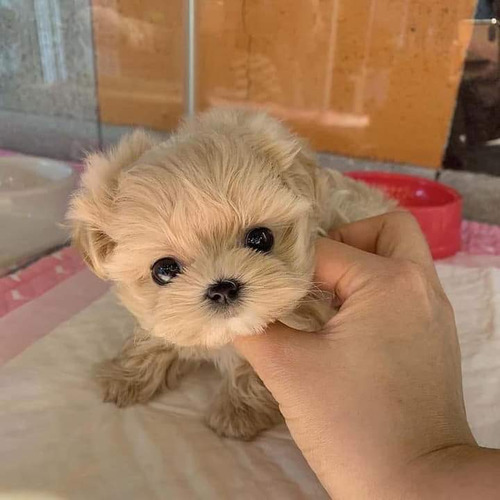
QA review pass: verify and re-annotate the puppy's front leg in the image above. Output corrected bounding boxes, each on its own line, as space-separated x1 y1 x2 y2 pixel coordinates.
96 330 186 407
206 361 282 440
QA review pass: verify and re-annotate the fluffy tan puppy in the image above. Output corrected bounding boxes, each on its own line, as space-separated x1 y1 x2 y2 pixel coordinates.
68 108 394 440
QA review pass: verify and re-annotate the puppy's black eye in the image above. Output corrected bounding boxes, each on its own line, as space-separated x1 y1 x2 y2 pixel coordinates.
151 257 182 286
245 227 274 253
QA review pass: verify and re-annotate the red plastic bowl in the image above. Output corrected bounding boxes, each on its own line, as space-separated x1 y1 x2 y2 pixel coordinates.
346 171 462 259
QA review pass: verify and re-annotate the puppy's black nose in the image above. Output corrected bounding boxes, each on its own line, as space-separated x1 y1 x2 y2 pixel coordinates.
206 280 241 305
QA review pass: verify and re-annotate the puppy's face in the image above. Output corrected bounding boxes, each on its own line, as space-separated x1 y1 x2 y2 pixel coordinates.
69 110 319 347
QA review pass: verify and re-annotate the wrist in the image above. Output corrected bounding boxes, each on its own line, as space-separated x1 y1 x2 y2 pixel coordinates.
320 444 483 500
388 444 500 500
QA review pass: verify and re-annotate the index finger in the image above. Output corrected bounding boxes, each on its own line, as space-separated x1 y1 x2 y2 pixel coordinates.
329 211 433 268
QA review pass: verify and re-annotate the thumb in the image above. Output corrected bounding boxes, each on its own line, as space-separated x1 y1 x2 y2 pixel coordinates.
234 323 322 389
315 212 437 299
234 322 301 370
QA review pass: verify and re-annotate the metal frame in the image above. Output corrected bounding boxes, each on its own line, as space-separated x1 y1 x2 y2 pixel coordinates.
185 0 196 117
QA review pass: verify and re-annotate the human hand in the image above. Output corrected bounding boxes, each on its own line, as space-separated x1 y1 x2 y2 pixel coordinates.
235 212 481 499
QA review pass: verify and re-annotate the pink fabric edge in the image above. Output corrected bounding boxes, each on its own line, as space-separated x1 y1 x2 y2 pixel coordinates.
0 269 109 366
461 220 500 256
0 247 86 317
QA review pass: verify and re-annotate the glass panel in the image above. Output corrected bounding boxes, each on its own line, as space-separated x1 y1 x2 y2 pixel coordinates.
0 0 184 273
91 0 184 141
197 0 477 169
0 0 99 160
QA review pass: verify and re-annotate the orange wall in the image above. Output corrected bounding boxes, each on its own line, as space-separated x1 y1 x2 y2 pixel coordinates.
92 0 477 168
92 0 184 131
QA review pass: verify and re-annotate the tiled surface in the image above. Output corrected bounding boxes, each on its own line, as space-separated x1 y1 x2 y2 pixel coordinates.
0 114 169 162
439 169 500 225
101 123 169 150
0 0 98 159
318 152 437 179
0 109 98 161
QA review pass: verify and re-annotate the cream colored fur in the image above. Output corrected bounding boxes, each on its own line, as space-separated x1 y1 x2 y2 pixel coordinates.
68 108 394 440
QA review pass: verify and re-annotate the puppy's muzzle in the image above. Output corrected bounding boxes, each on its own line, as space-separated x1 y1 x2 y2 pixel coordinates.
206 279 242 305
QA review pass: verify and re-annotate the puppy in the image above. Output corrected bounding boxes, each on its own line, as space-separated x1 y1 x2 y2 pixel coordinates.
68 108 394 440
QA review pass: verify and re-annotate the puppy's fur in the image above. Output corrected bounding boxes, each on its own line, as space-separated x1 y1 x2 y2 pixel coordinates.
68 109 394 440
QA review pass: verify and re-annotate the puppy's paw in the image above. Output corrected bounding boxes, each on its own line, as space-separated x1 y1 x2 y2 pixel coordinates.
95 352 185 408
96 357 169 407
205 397 282 441
99 371 150 408
95 341 184 408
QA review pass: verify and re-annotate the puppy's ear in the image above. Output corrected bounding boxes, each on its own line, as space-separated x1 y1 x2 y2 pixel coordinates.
241 110 319 201
67 130 157 279
194 108 304 170
240 110 303 169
